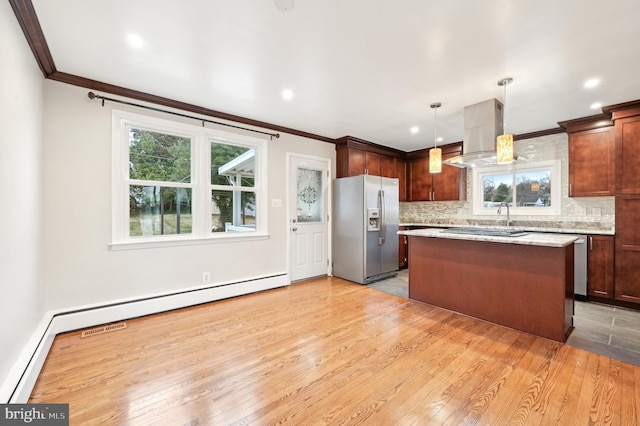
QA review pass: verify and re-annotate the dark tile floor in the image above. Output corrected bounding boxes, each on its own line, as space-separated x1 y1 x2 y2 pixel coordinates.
369 270 640 366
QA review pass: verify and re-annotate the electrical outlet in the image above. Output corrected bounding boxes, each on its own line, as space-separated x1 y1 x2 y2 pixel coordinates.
202 272 211 283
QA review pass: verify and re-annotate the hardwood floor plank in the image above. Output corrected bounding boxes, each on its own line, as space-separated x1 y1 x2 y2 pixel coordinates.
29 277 640 425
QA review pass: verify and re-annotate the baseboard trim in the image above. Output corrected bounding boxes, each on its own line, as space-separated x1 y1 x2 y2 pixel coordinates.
2 273 289 403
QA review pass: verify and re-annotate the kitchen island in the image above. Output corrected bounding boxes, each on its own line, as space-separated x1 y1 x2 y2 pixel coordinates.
399 228 578 342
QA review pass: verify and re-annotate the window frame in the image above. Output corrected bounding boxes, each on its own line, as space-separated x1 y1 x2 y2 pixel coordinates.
111 110 268 249
472 160 561 216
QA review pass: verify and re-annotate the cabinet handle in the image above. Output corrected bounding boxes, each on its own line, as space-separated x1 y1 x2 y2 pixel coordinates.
432 191 436 201
589 236 593 251
569 184 572 197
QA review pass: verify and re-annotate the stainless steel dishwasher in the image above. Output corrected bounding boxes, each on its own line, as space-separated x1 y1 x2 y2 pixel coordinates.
572 235 588 300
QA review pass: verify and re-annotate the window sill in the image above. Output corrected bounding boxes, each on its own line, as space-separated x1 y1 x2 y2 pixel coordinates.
109 233 270 251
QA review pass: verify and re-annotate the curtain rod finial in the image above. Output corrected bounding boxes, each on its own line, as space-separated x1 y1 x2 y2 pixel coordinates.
88 91 97 99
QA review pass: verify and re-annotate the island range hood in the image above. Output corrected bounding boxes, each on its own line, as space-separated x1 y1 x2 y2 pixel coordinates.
444 98 527 168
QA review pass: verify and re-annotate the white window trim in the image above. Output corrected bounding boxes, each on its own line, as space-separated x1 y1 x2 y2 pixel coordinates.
472 159 561 216
111 110 268 249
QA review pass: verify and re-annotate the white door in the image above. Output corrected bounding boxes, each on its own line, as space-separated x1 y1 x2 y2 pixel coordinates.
288 154 330 282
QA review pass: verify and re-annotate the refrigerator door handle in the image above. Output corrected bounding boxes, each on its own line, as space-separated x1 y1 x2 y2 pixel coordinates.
379 189 385 245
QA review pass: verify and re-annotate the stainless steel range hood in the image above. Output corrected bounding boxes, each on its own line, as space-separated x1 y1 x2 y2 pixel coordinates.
444 98 526 168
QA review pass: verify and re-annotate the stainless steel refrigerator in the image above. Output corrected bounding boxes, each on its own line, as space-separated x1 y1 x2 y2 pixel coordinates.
333 175 399 284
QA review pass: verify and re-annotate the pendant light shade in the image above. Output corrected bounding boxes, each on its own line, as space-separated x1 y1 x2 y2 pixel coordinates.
429 102 442 174
496 133 513 164
429 147 442 173
497 78 514 164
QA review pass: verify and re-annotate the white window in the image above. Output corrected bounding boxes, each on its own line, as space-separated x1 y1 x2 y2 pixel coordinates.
472 160 561 216
112 110 268 248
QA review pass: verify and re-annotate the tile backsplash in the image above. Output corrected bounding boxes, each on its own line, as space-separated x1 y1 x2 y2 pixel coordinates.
400 133 615 231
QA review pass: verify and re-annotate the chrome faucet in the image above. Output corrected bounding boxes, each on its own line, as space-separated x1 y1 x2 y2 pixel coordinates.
497 202 513 226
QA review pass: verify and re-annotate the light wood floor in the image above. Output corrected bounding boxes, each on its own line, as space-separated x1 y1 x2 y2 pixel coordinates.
30 276 640 425
371 269 640 366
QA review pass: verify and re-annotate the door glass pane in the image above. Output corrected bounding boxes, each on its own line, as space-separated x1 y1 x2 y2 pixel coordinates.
482 174 513 207
129 186 192 236
516 170 551 207
297 168 323 223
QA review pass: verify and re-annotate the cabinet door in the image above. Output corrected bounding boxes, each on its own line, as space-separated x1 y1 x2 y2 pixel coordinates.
587 235 614 298
365 152 381 175
408 157 433 201
615 195 640 303
380 155 395 178
568 127 615 197
616 116 640 194
394 159 407 202
432 151 465 201
346 148 366 176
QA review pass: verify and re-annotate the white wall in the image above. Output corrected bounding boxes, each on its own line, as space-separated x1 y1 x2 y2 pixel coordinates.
0 1 45 393
42 81 336 310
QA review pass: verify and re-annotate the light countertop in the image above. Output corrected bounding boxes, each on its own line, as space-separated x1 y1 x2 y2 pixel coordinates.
399 222 614 236
398 228 580 247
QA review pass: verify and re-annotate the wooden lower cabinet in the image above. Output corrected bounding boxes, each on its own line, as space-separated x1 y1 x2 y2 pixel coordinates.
587 235 615 299
398 227 408 269
615 195 640 304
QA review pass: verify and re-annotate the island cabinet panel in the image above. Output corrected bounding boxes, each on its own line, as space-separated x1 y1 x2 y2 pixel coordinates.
615 195 640 304
587 235 615 298
408 237 574 342
568 127 615 197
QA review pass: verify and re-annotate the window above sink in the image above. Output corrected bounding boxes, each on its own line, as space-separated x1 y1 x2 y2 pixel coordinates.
471 160 561 216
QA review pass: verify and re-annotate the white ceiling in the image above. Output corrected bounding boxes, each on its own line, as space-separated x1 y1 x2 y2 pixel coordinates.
31 0 640 151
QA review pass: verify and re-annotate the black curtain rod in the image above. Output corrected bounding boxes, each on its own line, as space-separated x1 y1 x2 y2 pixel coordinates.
87 92 280 139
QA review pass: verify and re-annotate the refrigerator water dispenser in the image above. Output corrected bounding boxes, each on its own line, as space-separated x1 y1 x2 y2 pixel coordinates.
367 208 380 231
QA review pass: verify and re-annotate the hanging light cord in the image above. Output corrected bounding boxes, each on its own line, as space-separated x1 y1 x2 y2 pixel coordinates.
430 102 441 147
498 78 513 135
434 106 438 148
503 81 507 135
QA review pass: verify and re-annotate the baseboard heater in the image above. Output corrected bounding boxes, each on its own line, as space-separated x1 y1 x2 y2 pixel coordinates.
2 273 289 403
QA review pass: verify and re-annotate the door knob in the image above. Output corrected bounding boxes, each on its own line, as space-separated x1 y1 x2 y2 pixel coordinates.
292 227 298 231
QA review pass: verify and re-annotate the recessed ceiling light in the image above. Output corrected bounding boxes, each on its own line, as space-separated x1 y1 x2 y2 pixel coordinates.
126 34 144 49
410 126 419 134
275 0 294 11
584 78 600 88
590 102 603 109
436 137 443 142
282 89 294 100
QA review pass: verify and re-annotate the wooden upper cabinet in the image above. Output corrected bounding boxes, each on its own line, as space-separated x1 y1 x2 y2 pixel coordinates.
379 155 394 178
408 156 432 201
344 147 366 176
433 150 466 201
615 115 640 194
394 159 407 202
408 143 465 201
568 127 615 197
335 136 407 200
335 137 463 203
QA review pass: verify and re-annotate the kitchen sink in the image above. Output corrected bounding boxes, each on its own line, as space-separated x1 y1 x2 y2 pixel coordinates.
441 227 529 237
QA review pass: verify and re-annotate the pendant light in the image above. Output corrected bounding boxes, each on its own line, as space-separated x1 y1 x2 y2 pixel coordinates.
496 78 514 164
429 102 442 174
